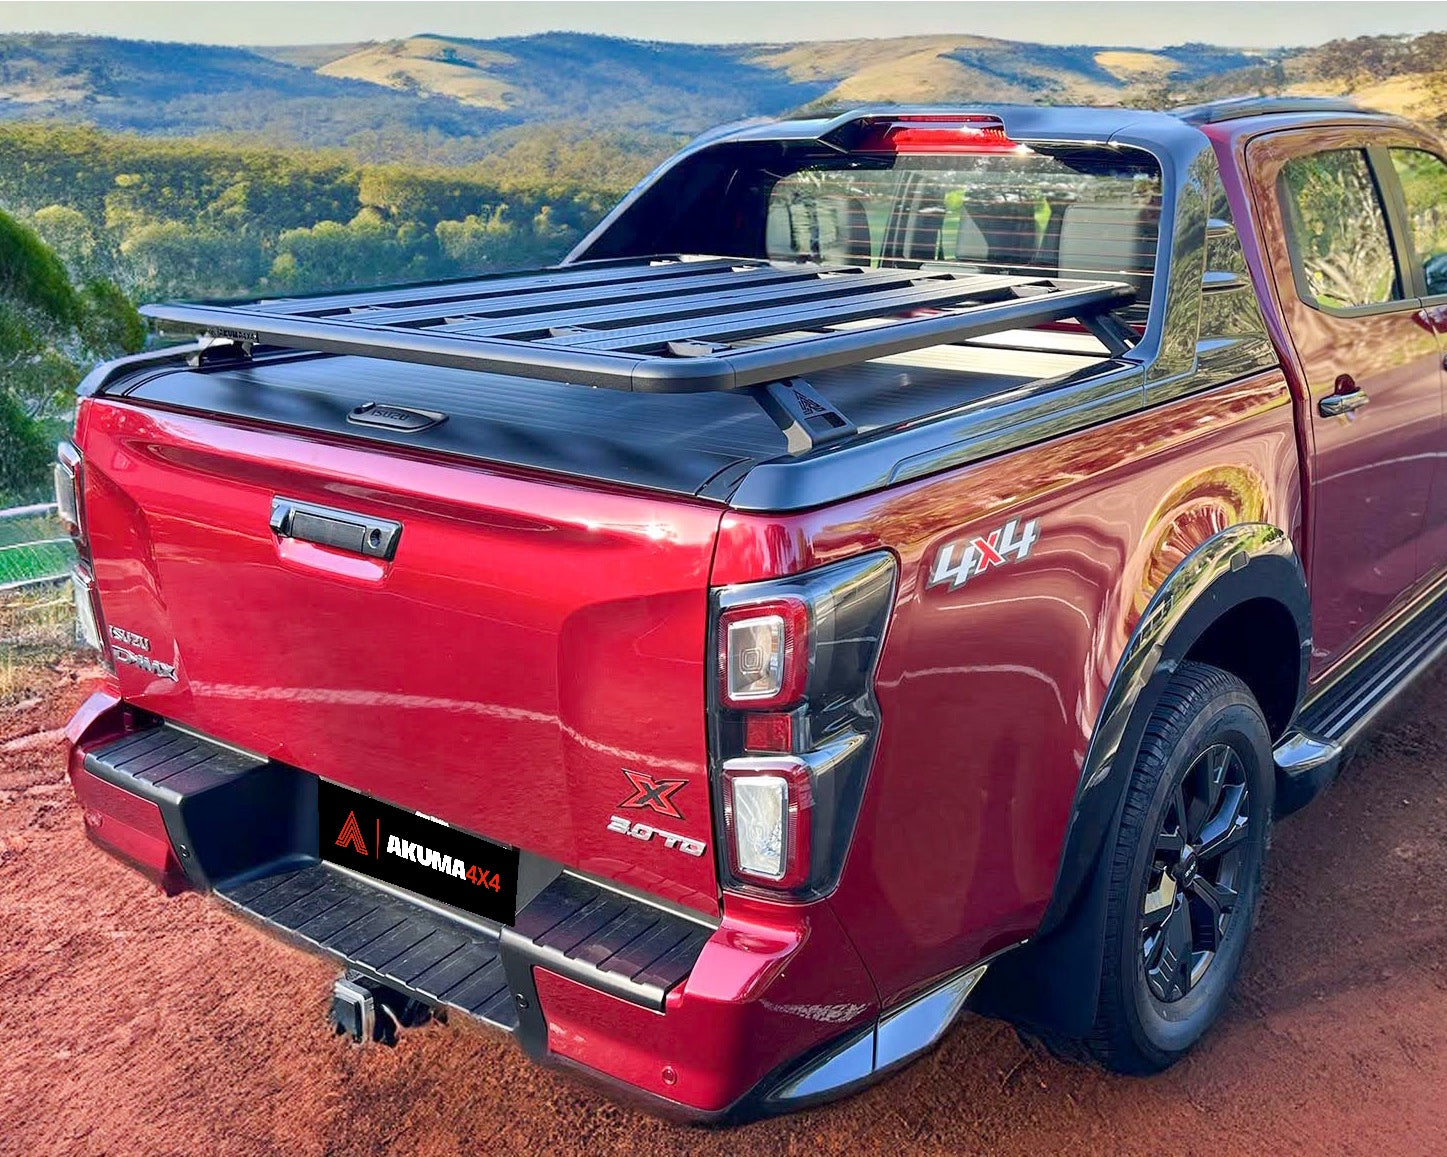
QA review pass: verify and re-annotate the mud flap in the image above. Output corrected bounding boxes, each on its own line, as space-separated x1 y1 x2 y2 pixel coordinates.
972 843 1113 1039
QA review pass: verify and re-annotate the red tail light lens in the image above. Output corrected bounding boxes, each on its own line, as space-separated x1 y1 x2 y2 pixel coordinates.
718 597 809 709
744 711 794 753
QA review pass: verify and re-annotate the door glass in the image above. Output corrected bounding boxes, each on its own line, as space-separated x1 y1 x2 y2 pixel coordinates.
1388 149 1447 297
1280 149 1402 310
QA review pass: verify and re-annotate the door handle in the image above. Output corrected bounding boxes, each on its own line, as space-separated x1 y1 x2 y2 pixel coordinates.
1319 390 1369 418
1319 374 1369 418
269 497 401 560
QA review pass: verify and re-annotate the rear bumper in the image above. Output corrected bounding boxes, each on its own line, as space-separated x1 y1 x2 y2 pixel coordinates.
67 699 949 1120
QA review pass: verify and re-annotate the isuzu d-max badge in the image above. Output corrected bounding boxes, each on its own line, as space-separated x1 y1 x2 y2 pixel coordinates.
108 624 179 680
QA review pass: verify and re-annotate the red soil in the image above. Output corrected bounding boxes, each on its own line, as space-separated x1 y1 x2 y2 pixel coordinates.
2 662 1445 1156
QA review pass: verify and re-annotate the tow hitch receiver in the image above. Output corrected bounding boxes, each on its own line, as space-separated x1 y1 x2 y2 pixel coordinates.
329 971 434 1045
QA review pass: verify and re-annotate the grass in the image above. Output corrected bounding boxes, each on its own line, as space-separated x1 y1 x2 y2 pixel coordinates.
0 510 74 587
0 584 80 704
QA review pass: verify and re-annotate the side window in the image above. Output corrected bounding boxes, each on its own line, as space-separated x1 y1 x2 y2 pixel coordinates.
1388 148 1447 297
1280 149 1402 311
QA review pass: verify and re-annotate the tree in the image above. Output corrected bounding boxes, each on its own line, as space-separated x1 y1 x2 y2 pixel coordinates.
0 208 143 503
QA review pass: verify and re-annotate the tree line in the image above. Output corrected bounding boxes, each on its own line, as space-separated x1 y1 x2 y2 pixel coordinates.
0 120 675 503
0 122 672 303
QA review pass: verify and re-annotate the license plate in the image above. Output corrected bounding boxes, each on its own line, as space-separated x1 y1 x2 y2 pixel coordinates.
319 780 518 925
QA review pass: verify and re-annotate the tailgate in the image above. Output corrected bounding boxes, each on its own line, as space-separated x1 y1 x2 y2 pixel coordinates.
77 398 724 914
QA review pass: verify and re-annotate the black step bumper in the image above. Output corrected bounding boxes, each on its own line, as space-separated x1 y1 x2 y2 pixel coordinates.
79 723 713 1038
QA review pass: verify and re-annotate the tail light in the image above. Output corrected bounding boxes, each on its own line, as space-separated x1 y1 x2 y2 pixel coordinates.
718 597 809 708
710 552 896 898
72 565 105 652
55 439 110 666
54 440 83 539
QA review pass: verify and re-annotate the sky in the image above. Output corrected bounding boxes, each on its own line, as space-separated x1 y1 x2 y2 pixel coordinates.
0 0 1439 50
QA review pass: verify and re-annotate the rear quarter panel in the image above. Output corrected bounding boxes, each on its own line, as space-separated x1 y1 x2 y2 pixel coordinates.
713 370 1301 1004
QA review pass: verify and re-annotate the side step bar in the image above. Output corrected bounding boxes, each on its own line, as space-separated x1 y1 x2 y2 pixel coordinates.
80 724 714 1038
1274 576 1447 812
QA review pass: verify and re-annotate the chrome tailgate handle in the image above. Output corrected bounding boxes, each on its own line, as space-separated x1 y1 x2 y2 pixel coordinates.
269 497 402 560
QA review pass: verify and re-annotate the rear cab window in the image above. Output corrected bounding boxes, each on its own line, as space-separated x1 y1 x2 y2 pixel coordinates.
754 146 1163 321
1388 148 1447 298
590 122 1166 331
1278 148 1403 311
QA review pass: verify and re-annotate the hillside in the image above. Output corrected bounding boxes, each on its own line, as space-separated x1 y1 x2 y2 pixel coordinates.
0 33 511 162
0 30 1275 160
749 35 1264 108
1160 32 1447 124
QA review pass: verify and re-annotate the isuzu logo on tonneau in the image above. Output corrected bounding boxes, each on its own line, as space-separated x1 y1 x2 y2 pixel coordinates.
347 401 447 432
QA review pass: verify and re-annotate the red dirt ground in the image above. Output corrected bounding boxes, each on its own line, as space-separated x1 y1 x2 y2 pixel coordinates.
2 663 1445 1157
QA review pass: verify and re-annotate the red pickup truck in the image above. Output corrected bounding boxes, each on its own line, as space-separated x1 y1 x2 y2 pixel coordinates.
59 97 1447 1120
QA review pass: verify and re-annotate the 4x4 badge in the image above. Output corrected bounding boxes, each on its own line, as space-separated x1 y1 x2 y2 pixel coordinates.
619 769 687 820
929 518 1040 590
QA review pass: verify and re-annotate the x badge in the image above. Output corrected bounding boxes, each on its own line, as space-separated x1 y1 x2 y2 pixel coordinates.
970 530 1006 569
620 770 688 820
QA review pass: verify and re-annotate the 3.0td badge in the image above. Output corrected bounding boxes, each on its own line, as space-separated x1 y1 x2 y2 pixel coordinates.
608 769 704 857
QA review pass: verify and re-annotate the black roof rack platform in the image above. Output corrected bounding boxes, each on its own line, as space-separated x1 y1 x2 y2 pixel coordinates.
141 256 1133 451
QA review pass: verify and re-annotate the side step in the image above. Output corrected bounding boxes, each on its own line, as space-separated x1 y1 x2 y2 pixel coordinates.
1275 577 1447 812
81 723 715 1036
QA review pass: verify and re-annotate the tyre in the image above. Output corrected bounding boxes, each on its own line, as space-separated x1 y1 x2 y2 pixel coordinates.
1085 660 1274 1073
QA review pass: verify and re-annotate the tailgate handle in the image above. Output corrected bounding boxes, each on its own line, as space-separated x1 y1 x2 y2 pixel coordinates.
269 498 402 561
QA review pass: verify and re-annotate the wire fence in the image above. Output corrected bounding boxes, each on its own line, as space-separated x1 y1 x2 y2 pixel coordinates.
0 503 75 592
0 506 80 696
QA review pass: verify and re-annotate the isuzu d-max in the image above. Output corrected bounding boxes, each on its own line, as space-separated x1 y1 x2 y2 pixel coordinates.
59 97 1447 1119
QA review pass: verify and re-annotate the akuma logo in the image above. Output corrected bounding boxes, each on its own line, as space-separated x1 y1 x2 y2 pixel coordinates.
619 769 687 819
335 810 368 856
386 834 504 892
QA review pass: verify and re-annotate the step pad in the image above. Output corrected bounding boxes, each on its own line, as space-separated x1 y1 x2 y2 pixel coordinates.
220 862 517 1028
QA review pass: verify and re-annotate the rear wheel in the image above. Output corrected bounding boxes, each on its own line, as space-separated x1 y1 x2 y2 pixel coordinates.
1086 661 1273 1073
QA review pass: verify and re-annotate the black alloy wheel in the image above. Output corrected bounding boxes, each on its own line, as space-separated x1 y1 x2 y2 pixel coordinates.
1076 660 1275 1074
1139 742 1252 1003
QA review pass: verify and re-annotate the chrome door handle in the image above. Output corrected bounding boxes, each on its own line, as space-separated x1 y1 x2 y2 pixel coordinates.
1319 385 1369 418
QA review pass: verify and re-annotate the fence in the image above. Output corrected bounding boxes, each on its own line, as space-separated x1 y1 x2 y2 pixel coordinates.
0 503 75 592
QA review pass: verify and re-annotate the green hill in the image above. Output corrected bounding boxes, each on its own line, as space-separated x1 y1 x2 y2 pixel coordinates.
0 30 1275 161
4 28 1444 165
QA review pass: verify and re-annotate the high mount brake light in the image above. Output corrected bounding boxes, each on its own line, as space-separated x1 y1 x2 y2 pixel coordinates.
710 552 896 899
853 115 1028 155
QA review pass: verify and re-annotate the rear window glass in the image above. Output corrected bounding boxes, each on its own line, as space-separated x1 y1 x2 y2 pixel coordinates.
1279 149 1402 310
756 151 1163 306
1389 148 1447 297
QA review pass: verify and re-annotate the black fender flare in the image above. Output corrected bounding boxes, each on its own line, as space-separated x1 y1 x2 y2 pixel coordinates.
975 523 1309 1033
